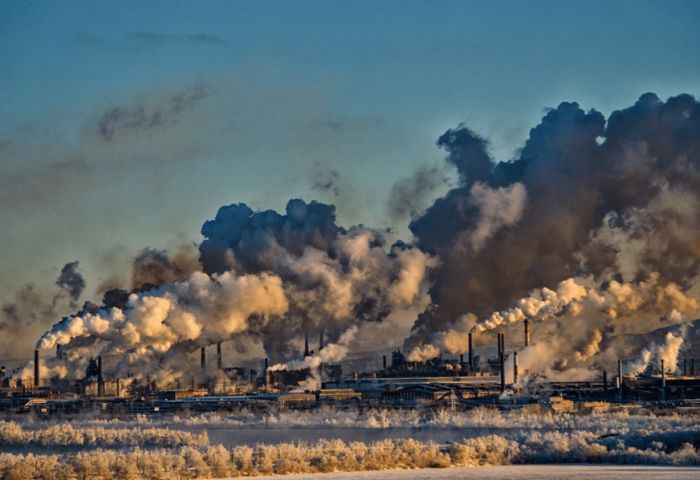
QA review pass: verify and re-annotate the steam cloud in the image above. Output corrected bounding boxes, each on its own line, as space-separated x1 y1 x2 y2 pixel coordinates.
27 92 700 388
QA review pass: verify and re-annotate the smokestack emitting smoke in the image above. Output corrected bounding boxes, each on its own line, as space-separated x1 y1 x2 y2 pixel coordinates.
200 347 205 370
22 93 700 390
217 342 222 369
513 351 518 385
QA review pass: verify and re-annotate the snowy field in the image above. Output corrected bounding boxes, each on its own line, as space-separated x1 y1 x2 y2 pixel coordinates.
226 465 700 480
0 408 698 478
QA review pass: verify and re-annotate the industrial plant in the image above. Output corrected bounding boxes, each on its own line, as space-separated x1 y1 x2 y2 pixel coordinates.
3 321 700 418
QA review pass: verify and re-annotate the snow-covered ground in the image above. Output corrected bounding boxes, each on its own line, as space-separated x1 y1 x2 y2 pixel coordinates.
225 465 700 480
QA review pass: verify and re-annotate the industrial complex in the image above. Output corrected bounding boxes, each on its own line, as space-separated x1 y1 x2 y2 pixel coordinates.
3 321 700 417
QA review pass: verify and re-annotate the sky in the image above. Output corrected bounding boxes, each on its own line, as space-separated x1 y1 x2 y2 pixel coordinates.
1 0 699 355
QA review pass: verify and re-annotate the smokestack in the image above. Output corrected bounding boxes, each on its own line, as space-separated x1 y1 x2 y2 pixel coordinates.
382 355 387 369
497 333 502 357
513 351 518 386
304 332 310 357
661 359 666 402
33 350 39 388
319 330 324 351
524 319 530 347
459 353 464 365
617 359 623 403
97 355 104 397
468 332 474 373
216 342 222 369
603 370 608 392
200 346 206 370
499 351 505 393
264 358 270 390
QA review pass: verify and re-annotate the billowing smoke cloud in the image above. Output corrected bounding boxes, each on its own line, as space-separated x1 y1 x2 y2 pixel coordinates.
27 93 700 387
406 94 700 364
34 199 435 387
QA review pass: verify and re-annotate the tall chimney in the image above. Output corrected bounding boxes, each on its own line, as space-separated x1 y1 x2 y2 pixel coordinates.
382 355 387 369
499 351 505 393
200 346 206 370
33 350 39 388
497 333 502 357
513 351 519 386
97 356 104 397
617 359 623 402
468 332 474 373
661 359 666 402
304 332 310 357
216 342 222 369
524 319 530 347
603 370 608 392
459 353 464 365
264 358 270 390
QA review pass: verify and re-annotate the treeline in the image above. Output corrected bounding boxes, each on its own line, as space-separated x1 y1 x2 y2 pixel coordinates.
0 421 208 449
1 432 698 479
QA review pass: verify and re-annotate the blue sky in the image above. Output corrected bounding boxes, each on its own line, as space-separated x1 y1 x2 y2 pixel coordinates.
1 0 699 305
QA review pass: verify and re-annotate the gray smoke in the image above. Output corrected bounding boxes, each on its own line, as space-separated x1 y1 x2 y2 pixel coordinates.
406 93 700 351
55 261 85 303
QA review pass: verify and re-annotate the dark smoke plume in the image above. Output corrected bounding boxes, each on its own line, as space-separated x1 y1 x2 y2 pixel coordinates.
199 199 343 275
55 261 85 303
407 93 700 346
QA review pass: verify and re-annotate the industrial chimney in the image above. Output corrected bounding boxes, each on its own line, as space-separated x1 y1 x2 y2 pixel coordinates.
513 351 518 385
661 359 666 402
304 332 310 357
33 350 39 388
97 355 104 397
468 332 474 373
216 342 222 369
524 319 530 347
382 355 387 369
200 346 206 370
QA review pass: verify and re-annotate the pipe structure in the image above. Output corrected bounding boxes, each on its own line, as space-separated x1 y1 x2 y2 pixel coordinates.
661 359 666 402
524 319 530 347
216 342 222 369
200 346 206 370
497 333 502 357
500 333 505 356
459 353 464 365
33 350 39 388
382 355 387 369
304 332 310 357
468 333 474 372
617 359 623 403
513 351 519 386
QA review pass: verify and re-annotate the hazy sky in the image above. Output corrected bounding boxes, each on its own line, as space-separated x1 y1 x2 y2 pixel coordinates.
1 0 699 305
